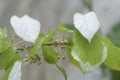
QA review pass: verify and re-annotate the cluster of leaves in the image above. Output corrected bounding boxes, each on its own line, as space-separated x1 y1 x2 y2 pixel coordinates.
0 28 20 80
1 22 120 80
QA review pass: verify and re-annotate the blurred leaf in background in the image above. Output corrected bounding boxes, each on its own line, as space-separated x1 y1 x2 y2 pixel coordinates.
107 22 120 47
82 0 93 11
107 22 120 80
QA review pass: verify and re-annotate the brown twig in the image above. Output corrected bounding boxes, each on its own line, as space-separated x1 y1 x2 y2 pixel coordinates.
17 42 72 51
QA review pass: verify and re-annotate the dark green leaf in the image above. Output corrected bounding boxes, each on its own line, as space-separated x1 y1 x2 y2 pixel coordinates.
107 22 120 47
82 0 93 11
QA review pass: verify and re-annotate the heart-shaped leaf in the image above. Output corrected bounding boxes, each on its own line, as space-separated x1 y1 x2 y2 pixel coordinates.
10 15 41 43
74 12 100 43
71 30 107 73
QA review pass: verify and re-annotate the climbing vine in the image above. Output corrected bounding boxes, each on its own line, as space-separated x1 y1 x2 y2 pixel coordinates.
0 12 120 80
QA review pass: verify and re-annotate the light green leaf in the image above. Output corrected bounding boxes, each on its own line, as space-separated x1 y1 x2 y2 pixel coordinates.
0 28 7 39
58 24 69 34
55 64 67 80
0 45 20 69
101 36 120 71
43 30 56 43
28 33 45 57
71 30 107 73
29 30 56 57
0 28 21 79
58 24 73 34
0 28 10 53
67 47 82 70
0 67 12 80
0 45 20 80
0 40 10 53
42 46 59 64
63 24 75 30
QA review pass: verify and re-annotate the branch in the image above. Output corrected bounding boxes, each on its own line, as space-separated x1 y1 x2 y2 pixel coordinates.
17 41 72 51
42 41 72 46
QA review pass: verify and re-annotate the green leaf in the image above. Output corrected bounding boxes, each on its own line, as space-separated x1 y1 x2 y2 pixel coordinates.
0 28 7 39
0 28 10 53
107 22 120 47
55 64 67 80
101 36 120 71
29 30 56 57
111 70 120 80
71 30 107 73
43 30 56 43
0 39 10 53
63 23 75 30
82 0 93 11
0 45 20 69
0 45 20 80
106 22 120 79
29 33 45 57
64 23 75 43
58 24 69 34
0 28 21 79
0 67 12 80
42 46 59 64
58 24 73 34
67 47 82 70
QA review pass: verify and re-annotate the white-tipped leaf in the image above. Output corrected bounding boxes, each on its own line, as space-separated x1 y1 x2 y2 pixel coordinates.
10 15 40 43
71 30 108 73
74 12 100 43
8 61 22 80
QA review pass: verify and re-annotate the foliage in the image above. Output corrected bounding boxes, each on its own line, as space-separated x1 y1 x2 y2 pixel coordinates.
71 30 107 73
1 14 120 80
107 22 120 80
0 28 20 80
